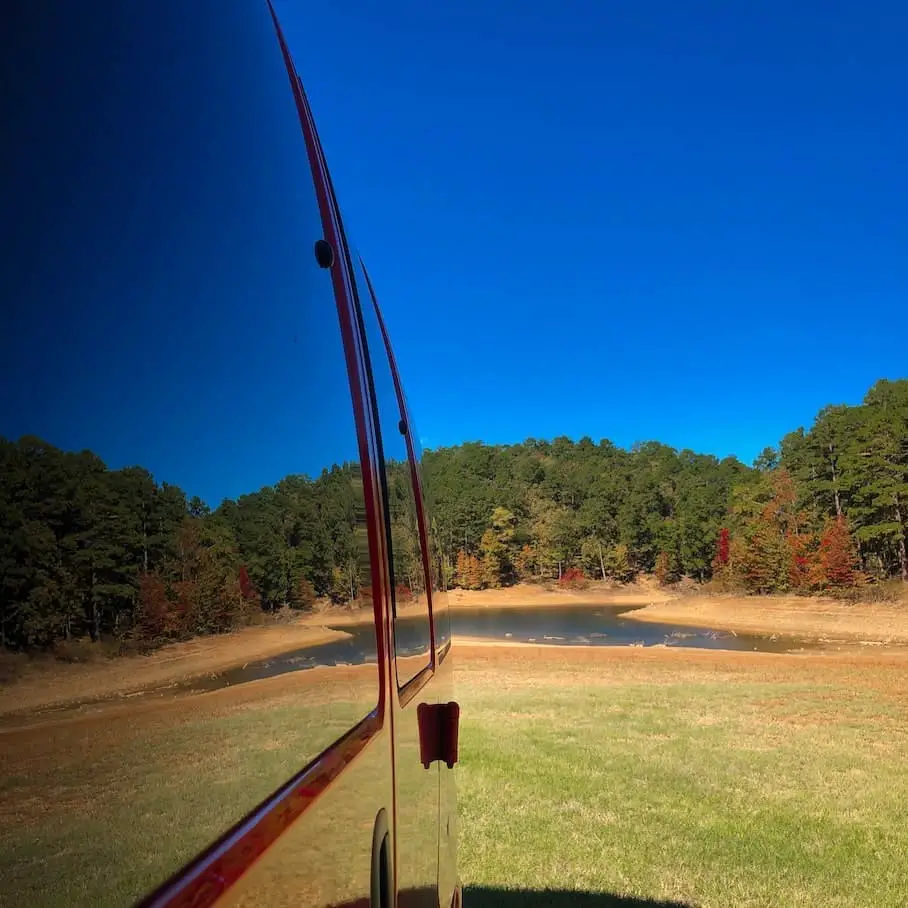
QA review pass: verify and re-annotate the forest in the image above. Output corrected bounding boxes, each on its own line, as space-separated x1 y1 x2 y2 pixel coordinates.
426 378 908 592
1 378 905 652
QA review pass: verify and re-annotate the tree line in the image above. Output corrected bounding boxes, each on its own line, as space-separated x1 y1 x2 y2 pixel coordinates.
1 378 905 651
424 378 907 592
0 437 393 650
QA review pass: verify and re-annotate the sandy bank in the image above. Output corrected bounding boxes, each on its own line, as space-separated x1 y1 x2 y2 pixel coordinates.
621 594 908 643
446 582 673 610
0 622 350 717
297 582 673 628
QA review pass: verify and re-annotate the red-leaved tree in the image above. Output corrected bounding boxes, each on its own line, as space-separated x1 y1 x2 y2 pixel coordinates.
395 583 414 603
558 566 588 590
818 516 859 588
136 572 186 643
786 532 817 591
710 528 732 585
716 528 730 566
238 565 256 600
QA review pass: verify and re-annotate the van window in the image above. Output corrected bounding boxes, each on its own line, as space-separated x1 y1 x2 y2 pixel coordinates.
0 5 378 906
354 261 433 687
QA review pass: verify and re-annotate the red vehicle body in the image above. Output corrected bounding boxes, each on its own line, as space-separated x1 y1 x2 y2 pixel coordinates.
1 3 459 907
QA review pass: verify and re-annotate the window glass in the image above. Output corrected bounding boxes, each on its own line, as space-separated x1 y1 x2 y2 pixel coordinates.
353 261 433 686
396 401 451 655
0 5 377 906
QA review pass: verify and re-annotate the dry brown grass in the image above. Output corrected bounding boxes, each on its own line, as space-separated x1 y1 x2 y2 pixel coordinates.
455 640 908 699
622 592 908 643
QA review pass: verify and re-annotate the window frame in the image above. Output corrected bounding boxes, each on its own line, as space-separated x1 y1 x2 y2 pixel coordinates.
354 258 437 698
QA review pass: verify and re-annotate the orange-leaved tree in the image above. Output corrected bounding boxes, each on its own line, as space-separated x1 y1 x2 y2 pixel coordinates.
785 531 817 591
654 550 679 585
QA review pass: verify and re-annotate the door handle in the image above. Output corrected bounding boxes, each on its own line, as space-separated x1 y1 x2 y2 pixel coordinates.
371 809 392 908
417 701 460 769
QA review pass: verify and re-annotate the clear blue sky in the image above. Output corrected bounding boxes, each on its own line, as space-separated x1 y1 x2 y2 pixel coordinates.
279 0 907 461
4 2 907 506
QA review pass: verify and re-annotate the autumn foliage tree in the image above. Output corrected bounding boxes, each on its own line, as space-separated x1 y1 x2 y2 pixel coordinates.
455 550 468 587
455 549 484 590
710 528 731 582
716 528 730 566
135 572 179 643
558 566 588 590
729 468 816 594
238 565 255 601
786 531 817 591
740 520 787 593
296 576 317 609
395 583 414 603
818 516 859 587
466 555 483 589
654 550 679 585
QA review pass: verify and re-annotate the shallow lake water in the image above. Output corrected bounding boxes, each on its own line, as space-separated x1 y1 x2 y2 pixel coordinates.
450 604 806 652
192 603 811 695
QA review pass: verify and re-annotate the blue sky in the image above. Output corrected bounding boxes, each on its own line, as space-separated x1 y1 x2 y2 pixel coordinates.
3 2 907 505
279 0 907 459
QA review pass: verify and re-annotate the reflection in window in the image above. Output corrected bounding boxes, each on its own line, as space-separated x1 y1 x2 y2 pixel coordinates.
354 262 432 686
412 431 451 655
0 5 377 906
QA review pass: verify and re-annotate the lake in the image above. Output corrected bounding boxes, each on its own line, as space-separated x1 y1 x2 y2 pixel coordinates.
23 604 811 717
450 604 805 652
190 603 808 695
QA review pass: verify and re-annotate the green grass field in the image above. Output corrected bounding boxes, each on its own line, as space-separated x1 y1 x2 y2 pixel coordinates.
3 645 907 907
456 646 908 908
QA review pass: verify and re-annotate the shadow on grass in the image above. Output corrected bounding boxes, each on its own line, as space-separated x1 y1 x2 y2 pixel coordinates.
464 887 695 907
323 889 694 907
